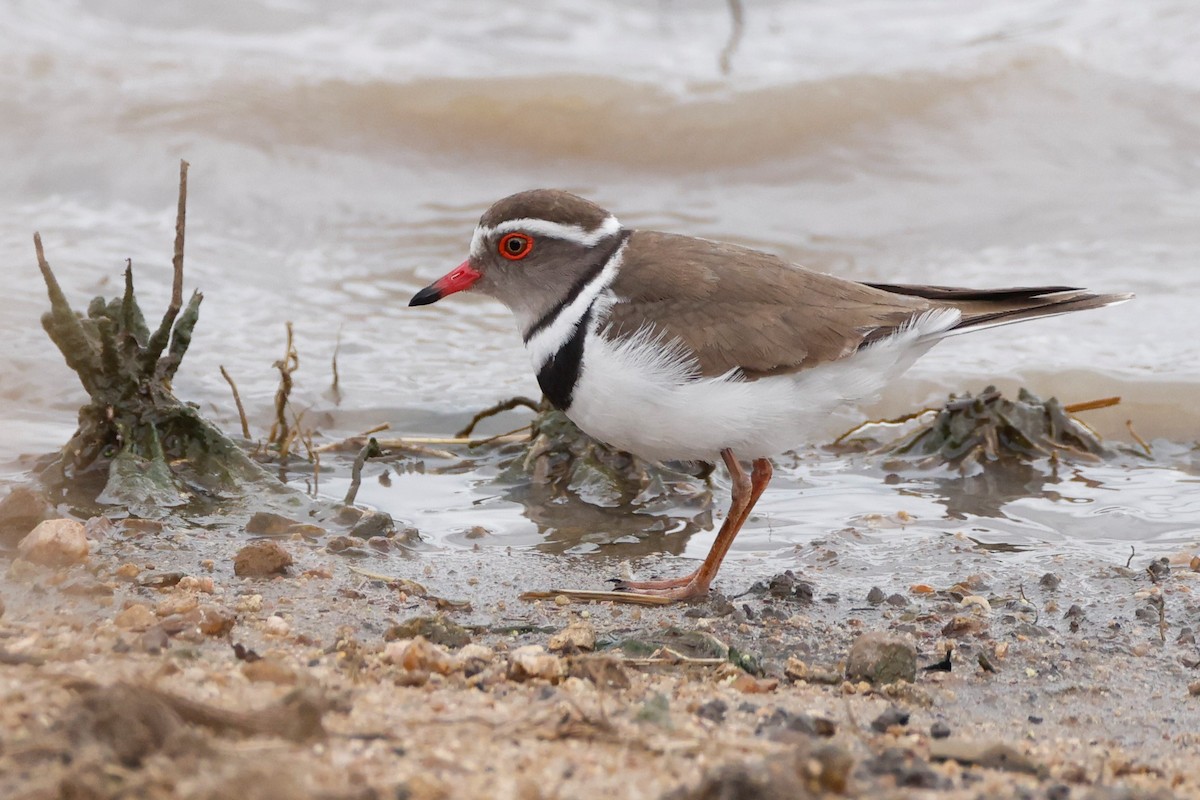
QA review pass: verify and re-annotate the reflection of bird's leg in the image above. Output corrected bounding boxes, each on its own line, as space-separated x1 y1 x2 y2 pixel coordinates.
616 451 772 601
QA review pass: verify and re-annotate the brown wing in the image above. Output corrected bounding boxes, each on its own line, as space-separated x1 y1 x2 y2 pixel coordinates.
603 232 932 379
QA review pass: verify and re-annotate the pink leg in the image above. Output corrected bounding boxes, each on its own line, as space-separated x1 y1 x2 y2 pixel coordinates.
617 452 773 601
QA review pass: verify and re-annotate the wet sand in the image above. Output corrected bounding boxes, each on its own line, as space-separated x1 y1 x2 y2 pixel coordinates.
3 483 1199 800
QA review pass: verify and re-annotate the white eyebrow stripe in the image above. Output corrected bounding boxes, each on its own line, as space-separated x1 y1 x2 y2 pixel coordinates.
525 237 627 372
469 215 622 258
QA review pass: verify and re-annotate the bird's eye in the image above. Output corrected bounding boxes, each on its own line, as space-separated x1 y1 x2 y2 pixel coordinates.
498 232 533 260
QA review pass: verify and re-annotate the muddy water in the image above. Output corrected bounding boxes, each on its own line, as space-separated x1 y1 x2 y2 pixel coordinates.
2 1 1198 587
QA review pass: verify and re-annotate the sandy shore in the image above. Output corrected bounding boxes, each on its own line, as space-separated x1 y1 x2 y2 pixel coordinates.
2 508 1198 800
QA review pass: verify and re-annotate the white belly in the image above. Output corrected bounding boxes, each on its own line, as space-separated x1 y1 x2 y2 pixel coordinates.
557 309 960 462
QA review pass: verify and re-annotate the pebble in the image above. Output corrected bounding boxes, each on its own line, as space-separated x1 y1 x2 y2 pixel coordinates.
929 739 1040 775
383 636 459 675
114 603 157 631
866 586 886 605
845 631 917 685
386 615 472 648
695 698 727 723
244 511 300 535
115 563 141 580
959 595 991 613
507 645 566 683
156 592 199 617
348 510 395 539
263 614 290 636
930 720 952 739
236 594 264 613
0 486 52 545
870 706 911 732
242 657 298 685
17 519 89 566
233 540 293 576
197 605 236 637
1188 680 1200 697
548 619 596 652
176 575 215 593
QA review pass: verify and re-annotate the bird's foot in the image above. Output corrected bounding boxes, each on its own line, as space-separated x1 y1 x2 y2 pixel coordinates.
612 569 711 601
613 579 711 602
612 570 698 592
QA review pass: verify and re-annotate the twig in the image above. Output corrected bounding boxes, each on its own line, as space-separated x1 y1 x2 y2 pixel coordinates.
269 321 299 456
219 365 251 439
330 326 343 404
1125 545 1136 569
518 589 674 606
831 407 937 447
345 437 382 505
1064 396 1120 414
718 0 745 75
455 396 540 438
467 423 533 449
314 432 528 455
1126 419 1152 456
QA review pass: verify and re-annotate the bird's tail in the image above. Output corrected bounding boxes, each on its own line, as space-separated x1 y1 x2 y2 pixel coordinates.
864 283 1133 335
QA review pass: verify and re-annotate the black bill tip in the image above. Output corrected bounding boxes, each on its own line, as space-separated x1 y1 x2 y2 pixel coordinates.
408 285 442 307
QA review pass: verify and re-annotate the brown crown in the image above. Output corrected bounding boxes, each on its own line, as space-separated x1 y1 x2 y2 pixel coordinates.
479 189 614 230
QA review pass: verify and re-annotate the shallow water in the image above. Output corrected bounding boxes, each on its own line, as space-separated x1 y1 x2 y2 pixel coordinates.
2 1 1198 581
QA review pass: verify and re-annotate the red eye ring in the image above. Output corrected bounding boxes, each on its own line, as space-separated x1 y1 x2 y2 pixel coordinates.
498 232 533 260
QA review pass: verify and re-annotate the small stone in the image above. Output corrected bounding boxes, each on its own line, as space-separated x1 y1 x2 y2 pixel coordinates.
866 587 886 605
942 615 986 637
114 603 157 631
263 615 290 637
548 620 596 652
139 571 185 589
244 511 300 535
929 739 1040 774
885 593 908 608
285 523 327 537
233 540 293 577
959 595 991 614
1147 557 1170 582
1038 572 1061 590
1188 680 1200 697
784 656 808 682
155 593 199 617
507 645 566 683
695 698 727 723
120 518 164 535
870 706 911 732
930 721 952 739
845 632 917 685
349 510 395 539
553 594 571 607
731 674 778 694
17 519 89 566
236 594 263 613
176 575 214 593
139 626 170 654
242 657 298 685
197 605 236 637
1190 555 1200 572
385 615 472 648
115 563 141 580
755 708 834 738
0 486 53 545
383 636 459 675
